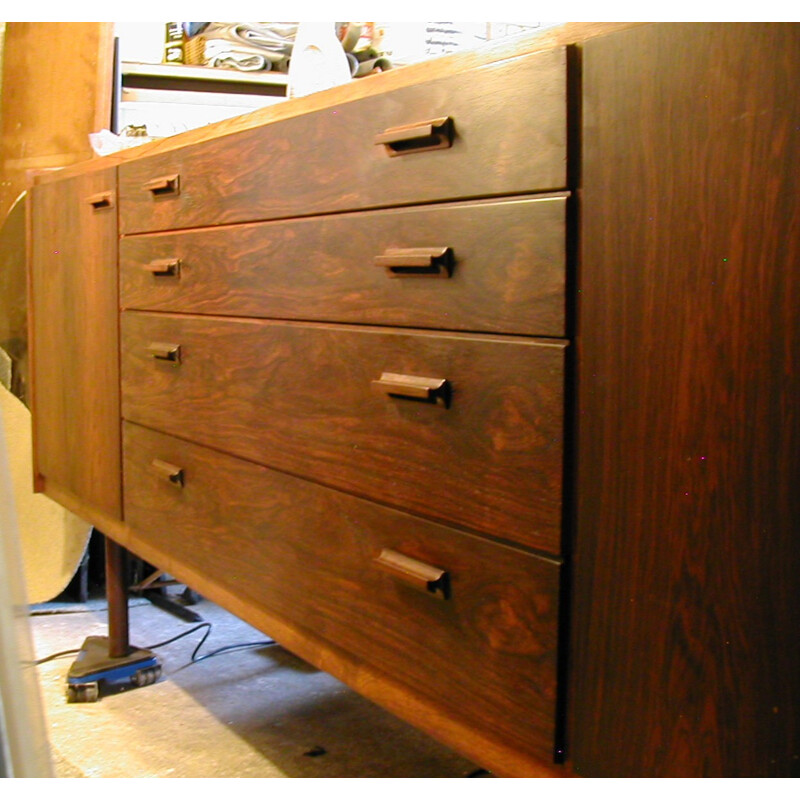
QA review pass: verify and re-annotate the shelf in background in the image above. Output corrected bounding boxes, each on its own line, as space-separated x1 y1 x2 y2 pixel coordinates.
121 61 288 97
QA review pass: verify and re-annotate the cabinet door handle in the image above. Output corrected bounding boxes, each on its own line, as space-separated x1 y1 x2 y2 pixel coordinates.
142 174 180 196
372 372 450 407
147 342 181 364
374 116 454 156
374 549 449 599
143 258 181 277
374 247 454 278
86 191 114 210
150 459 184 486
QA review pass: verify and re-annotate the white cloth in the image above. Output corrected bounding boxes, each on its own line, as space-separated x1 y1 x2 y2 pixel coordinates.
0 384 91 603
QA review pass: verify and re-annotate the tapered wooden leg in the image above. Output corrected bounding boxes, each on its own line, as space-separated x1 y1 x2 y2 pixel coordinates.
66 534 159 701
104 535 130 658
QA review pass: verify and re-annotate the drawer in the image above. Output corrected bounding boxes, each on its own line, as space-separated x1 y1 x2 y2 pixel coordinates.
122 422 561 763
118 49 567 234
120 312 565 554
120 195 567 337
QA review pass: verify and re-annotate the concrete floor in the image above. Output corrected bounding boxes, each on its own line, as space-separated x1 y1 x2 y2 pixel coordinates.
28 590 489 779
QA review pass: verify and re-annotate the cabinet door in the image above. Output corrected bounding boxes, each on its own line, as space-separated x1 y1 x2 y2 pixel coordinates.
28 169 121 520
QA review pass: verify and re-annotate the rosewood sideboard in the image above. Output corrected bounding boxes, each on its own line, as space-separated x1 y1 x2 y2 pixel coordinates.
27 22 799 776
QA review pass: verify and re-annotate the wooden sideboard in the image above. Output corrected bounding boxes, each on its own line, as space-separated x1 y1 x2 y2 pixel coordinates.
27 23 799 777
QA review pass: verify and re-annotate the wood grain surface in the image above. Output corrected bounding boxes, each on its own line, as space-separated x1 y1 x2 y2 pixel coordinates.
571 22 800 777
24 19 800 779
1 22 113 219
120 312 566 554
123 421 562 765
28 168 121 518
120 195 567 336
117 48 567 233
31 24 643 186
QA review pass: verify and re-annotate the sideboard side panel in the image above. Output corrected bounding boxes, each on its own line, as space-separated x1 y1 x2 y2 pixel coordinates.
573 22 800 776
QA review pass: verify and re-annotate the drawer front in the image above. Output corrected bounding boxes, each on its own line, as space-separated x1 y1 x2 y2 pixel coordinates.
118 49 566 234
123 422 561 762
120 196 566 337
120 312 565 554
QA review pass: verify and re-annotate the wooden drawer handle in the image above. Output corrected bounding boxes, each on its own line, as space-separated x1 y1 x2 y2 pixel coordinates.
142 174 180 196
374 116 453 156
147 342 181 364
143 258 181 278
86 191 114 210
372 372 451 407
150 459 184 486
374 247 454 278
375 549 449 600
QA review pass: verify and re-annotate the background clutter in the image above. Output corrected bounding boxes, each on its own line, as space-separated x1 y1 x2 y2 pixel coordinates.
168 22 393 79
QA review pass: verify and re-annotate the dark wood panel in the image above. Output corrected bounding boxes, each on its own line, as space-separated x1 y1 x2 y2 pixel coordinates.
117 48 566 233
120 312 565 554
28 168 121 518
120 195 567 337
123 422 561 766
572 22 800 777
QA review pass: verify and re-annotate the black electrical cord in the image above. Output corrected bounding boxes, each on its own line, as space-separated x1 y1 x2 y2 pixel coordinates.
144 621 277 667
34 648 81 666
33 621 276 668
146 621 212 654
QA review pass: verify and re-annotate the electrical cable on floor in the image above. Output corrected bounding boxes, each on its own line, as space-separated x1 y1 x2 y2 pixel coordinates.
145 621 277 669
146 621 212 653
34 648 81 666
33 621 276 669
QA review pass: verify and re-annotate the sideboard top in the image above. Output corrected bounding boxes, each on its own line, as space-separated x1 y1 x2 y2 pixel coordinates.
30 22 644 185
